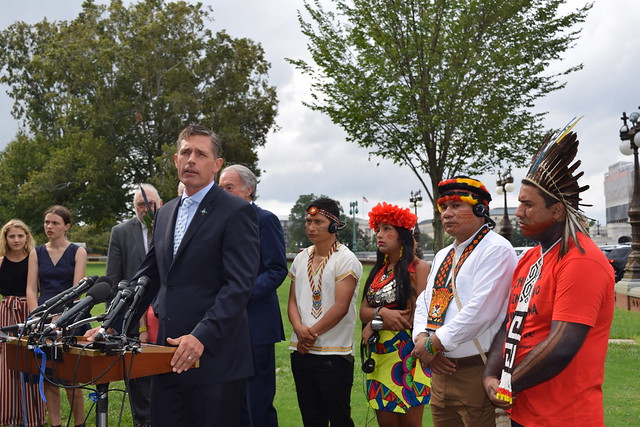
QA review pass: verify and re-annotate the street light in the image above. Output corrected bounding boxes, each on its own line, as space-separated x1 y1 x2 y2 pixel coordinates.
409 190 423 259
617 109 640 286
495 166 515 242
349 201 358 252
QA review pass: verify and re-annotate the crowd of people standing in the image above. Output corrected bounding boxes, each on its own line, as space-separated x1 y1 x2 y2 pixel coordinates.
0 122 615 427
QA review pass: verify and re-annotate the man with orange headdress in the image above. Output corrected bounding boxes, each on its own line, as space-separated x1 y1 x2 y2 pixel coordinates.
412 176 517 426
483 121 614 426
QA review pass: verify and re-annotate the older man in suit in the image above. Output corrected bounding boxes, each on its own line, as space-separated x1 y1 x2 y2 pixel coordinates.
220 164 287 427
105 183 162 427
120 125 260 426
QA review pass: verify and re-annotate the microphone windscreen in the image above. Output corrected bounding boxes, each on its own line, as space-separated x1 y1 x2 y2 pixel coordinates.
87 281 113 304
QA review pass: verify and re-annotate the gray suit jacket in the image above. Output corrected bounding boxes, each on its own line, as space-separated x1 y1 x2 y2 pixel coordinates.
106 217 147 288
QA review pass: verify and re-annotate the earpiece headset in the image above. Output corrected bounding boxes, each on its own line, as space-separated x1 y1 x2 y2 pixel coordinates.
472 203 496 229
472 203 488 218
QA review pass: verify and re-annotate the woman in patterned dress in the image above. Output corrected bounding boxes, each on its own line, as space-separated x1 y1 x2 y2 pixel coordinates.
360 203 431 427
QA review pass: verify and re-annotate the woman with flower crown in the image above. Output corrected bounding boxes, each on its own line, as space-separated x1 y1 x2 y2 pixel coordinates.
360 202 431 426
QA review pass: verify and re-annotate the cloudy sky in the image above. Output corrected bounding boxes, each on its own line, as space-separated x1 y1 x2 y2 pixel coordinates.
1 0 639 228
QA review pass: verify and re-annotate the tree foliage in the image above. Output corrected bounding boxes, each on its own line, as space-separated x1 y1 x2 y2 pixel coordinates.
290 0 591 250
0 0 278 229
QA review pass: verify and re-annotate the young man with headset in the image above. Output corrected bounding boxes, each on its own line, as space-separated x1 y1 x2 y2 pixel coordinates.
287 197 363 426
412 177 517 426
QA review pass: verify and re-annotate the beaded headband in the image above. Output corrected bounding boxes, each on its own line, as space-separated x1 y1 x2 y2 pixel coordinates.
307 205 341 225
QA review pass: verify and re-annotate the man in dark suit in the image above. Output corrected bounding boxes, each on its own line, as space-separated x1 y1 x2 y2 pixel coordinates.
105 183 162 427
121 125 260 426
220 164 287 427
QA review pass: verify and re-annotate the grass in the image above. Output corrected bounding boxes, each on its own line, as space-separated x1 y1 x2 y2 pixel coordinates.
29 263 640 425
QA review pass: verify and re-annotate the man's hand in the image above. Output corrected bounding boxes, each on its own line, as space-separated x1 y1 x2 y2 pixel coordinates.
167 334 204 374
412 334 436 366
83 326 113 342
483 375 513 409
429 353 456 374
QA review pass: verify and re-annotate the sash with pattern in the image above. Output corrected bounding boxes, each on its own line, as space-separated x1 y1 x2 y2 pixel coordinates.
495 240 559 404
426 225 490 330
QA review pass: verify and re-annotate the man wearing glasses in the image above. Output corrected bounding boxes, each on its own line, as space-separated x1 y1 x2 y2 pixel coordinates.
105 183 163 427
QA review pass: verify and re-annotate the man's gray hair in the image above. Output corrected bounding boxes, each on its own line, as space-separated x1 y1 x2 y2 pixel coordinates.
133 183 161 204
223 164 257 201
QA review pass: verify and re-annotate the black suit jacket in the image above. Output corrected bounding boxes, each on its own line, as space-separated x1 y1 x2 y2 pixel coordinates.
132 183 260 385
248 204 287 346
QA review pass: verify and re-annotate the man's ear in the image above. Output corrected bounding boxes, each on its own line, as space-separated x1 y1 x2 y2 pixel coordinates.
553 202 566 221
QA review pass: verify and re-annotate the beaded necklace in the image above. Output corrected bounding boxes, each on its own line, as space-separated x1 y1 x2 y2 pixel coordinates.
307 240 339 319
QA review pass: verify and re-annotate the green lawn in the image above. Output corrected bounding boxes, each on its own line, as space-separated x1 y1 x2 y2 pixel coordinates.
17 262 640 425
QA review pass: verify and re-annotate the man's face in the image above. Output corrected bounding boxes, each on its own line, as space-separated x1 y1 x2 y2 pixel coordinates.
515 184 561 239
174 134 223 196
134 191 162 223
219 170 252 202
305 212 333 244
439 199 485 244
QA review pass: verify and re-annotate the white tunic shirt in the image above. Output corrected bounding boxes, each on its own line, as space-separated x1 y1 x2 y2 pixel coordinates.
288 244 362 355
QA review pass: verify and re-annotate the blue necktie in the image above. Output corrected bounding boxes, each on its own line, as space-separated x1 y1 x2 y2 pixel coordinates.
173 197 194 255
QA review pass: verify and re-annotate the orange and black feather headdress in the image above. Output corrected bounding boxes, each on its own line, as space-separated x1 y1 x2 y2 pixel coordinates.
523 117 590 256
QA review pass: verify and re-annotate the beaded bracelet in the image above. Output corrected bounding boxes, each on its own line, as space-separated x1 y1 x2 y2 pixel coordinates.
425 336 439 355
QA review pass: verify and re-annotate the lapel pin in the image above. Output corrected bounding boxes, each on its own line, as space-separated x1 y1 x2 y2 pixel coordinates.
200 208 207 215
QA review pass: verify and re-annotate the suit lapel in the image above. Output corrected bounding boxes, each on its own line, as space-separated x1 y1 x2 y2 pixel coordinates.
130 218 146 260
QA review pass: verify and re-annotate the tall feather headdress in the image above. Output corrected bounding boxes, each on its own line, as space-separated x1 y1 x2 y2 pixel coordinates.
523 116 590 256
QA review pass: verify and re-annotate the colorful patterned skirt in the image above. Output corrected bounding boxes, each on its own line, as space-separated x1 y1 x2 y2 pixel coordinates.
0 296 47 426
365 329 431 413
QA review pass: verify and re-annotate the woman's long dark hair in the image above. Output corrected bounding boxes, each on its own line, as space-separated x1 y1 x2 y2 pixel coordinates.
363 226 416 310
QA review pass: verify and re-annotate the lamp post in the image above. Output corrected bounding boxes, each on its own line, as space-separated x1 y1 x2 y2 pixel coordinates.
617 110 640 287
495 166 515 242
409 190 423 259
349 201 358 252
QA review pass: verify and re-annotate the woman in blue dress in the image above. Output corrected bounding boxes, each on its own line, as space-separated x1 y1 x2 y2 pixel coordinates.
26 205 87 427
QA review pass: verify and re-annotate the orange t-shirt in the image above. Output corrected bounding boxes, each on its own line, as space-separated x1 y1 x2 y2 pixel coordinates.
507 234 614 426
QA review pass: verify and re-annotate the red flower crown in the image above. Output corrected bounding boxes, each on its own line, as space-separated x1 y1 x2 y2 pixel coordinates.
368 202 417 231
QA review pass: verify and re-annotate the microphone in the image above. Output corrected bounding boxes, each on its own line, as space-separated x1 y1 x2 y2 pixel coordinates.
95 286 137 339
29 276 99 316
71 277 114 324
41 281 113 335
0 313 54 334
121 276 151 334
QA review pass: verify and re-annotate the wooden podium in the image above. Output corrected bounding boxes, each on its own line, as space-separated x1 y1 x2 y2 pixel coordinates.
4 336 185 426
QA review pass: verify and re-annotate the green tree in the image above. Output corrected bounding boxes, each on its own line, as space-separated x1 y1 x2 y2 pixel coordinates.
290 0 591 251
0 0 278 225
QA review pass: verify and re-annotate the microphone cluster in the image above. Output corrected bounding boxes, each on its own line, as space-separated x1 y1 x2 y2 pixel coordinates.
11 275 151 344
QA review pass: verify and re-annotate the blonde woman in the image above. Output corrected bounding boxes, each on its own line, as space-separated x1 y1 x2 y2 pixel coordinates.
26 206 87 427
0 219 47 426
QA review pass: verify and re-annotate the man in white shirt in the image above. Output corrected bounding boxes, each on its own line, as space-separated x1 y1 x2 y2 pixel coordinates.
287 198 363 426
412 176 517 426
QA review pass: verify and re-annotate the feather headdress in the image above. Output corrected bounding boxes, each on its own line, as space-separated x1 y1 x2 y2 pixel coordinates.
523 116 590 256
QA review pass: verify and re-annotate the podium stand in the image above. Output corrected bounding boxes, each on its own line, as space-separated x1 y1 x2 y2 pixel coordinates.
4 337 184 426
